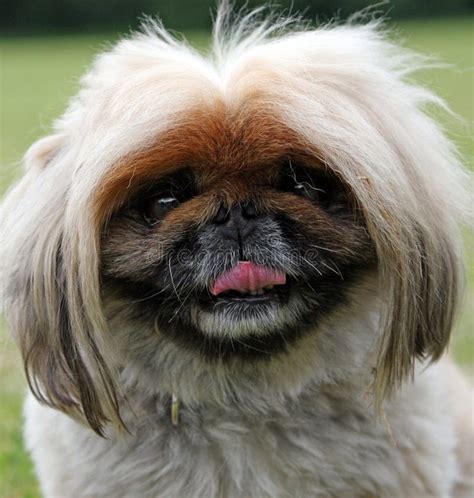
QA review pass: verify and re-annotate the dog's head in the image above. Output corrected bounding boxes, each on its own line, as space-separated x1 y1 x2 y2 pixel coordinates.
1 9 468 434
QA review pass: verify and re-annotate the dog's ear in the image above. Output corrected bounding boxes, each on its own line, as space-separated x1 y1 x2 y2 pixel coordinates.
3 136 123 437
23 133 64 171
373 219 463 403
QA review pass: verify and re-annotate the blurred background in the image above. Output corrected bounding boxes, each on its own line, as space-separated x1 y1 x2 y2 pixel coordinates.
2 0 474 33
1 1 472 496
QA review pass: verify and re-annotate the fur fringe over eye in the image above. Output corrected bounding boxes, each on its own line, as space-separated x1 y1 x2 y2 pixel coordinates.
0 3 470 434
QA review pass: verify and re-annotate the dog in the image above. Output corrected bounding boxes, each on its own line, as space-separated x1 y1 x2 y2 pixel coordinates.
1 5 472 497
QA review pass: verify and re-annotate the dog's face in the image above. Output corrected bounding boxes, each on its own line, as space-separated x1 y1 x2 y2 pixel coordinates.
1 13 466 434
101 116 375 360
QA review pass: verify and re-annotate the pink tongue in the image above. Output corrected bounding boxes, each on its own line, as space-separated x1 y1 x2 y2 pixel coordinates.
211 261 286 296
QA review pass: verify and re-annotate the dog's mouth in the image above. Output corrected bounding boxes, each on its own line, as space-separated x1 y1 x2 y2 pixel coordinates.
212 261 286 296
200 261 291 307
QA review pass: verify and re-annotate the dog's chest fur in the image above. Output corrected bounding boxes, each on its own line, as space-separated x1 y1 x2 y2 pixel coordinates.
25 363 457 498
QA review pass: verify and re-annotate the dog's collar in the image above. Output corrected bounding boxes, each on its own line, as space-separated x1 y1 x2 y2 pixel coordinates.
171 393 180 426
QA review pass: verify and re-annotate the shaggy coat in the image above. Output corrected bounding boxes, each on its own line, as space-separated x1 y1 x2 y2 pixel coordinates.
1 6 472 498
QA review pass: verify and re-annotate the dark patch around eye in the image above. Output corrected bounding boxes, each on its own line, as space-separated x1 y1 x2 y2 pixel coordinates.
127 168 197 225
143 196 180 225
279 160 349 213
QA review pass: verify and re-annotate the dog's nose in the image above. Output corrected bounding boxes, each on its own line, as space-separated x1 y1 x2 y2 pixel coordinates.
213 202 258 241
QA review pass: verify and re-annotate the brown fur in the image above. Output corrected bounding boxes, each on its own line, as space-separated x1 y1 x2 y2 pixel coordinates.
93 103 321 222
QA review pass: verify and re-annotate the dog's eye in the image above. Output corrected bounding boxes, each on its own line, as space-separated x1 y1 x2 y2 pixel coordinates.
282 164 327 203
132 168 196 225
293 182 323 202
143 195 179 225
281 161 347 212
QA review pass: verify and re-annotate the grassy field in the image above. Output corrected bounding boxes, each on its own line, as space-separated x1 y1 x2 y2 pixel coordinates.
1 17 473 497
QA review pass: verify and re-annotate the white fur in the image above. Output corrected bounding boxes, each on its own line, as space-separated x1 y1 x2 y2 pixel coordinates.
1 5 472 497
24 361 463 498
24 285 469 497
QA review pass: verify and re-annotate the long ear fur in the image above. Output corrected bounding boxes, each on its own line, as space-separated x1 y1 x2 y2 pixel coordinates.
371 212 464 403
1 137 123 436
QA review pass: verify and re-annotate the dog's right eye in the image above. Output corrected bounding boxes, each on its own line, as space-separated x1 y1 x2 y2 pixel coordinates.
131 168 196 225
143 195 180 225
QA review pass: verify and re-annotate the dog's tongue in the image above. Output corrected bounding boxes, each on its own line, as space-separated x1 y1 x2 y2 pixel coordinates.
211 261 286 296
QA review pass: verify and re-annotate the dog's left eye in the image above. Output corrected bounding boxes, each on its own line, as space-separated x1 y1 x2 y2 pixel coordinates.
280 161 348 213
282 164 328 204
143 195 180 225
293 182 322 202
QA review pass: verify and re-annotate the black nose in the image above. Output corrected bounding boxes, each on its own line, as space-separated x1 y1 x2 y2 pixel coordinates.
213 202 258 241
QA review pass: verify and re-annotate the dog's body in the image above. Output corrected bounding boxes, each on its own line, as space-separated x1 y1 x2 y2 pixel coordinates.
2 5 473 497
24 359 472 498
24 280 474 497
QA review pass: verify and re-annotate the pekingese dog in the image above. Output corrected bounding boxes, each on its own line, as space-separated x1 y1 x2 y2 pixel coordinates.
1 5 473 497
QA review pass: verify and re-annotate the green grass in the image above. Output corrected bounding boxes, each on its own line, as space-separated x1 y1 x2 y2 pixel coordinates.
0 18 472 497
